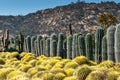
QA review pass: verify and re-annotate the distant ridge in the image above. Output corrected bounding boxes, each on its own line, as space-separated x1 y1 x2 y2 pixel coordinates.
0 1 120 37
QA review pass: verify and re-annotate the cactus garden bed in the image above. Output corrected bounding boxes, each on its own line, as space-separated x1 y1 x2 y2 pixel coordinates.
0 52 120 80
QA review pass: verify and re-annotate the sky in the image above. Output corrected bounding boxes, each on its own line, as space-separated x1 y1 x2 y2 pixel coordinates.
0 0 119 16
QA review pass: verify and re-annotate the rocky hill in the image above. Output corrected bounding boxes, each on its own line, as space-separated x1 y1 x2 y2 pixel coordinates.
0 1 120 37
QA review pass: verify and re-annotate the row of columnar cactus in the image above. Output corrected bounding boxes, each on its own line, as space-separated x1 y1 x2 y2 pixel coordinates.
22 31 102 62
18 24 120 63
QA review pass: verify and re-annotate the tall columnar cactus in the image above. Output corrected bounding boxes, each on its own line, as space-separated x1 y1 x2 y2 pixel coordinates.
36 35 42 56
23 38 27 52
63 39 67 58
115 24 120 62
31 36 36 54
102 35 107 61
40 39 44 55
45 38 50 57
78 35 86 56
107 26 115 61
43 37 47 55
95 27 104 63
85 33 93 60
50 40 57 57
72 34 78 59
67 35 73 59
1 29 10 51
25 36 31 53
14 36 20 51
75 34 79 56
34 40 38 56
18 32 24 53
57 33 64 58
50 33 57 56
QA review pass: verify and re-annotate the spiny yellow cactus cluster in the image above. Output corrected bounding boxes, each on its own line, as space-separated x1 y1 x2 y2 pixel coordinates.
0 52 120 80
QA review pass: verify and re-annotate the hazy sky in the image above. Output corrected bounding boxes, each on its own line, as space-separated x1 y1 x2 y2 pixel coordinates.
0 0 119 16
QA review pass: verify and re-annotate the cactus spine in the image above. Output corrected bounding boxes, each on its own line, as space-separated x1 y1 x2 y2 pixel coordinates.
102 35 107 61
85 33 93 60
67 35 73 59
115 24 120 62
57 33 64 58
78 35 86 56
95 27 104 63
107 26 115 61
